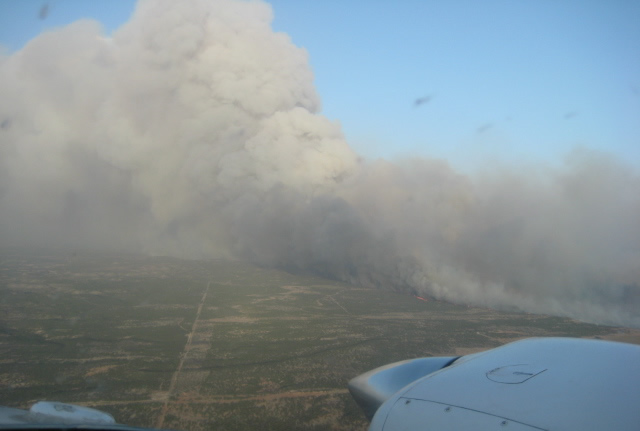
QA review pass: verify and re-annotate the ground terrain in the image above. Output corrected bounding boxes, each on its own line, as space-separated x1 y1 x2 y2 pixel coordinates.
1 249 637 430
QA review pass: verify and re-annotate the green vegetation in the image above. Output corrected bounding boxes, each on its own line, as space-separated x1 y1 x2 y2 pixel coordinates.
0 249 618 430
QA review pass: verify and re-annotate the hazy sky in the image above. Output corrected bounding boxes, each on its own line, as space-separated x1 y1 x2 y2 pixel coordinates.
1 0 638 326
1 0 638 171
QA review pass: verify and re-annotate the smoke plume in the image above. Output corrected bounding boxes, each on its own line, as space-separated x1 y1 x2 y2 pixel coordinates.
1 0 638 327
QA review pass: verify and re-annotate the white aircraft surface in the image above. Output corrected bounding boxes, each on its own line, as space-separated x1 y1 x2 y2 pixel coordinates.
349 337 640 431
0 337 638 430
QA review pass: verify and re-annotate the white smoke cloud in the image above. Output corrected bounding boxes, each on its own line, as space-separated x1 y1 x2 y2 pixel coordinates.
0 0 638 327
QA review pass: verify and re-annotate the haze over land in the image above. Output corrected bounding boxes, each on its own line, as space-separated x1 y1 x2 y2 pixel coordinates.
0 0 638 326
0 251 625 430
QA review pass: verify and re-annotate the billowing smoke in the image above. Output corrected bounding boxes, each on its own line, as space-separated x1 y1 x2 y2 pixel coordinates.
1 0 638 327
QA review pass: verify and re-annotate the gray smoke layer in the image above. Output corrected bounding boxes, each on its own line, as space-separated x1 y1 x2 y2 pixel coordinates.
1 0 638 327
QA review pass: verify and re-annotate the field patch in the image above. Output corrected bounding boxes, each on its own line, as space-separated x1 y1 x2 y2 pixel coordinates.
0 249 626 430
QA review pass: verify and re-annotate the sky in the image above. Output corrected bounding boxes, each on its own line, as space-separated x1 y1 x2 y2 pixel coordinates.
1 0 639 326
1 0 638 171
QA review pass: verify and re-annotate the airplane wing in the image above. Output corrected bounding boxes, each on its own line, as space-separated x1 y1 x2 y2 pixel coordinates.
0 401 125 429
349 337 640 431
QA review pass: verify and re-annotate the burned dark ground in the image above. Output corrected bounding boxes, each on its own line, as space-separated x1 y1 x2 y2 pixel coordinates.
0 249 637 431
